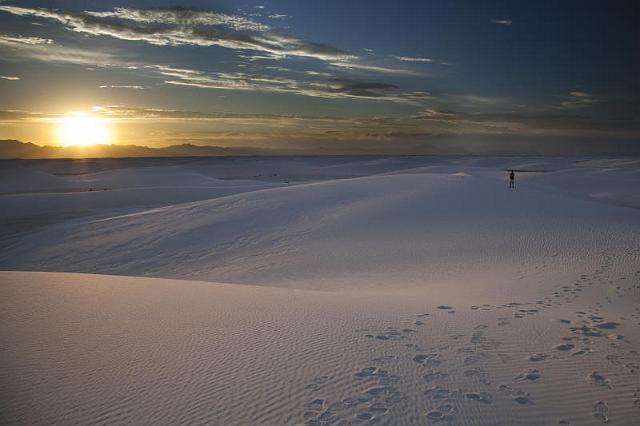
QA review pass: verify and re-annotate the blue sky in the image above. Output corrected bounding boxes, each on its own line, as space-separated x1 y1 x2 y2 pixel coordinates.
0 0 638 153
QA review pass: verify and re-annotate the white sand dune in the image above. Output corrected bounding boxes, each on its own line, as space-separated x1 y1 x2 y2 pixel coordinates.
1 156 639 425
2 172 639 297
1 271 639 425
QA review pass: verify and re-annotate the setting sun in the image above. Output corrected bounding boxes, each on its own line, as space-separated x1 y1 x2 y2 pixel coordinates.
56 113 110 147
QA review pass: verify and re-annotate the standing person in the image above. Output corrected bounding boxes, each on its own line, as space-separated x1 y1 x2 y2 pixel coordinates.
509 170 515 188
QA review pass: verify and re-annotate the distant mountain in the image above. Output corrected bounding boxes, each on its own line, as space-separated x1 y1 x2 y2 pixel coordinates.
3 138 639 158
0 140 276 159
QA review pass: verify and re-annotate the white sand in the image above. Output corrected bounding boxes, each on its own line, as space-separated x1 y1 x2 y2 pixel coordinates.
1 156 639 425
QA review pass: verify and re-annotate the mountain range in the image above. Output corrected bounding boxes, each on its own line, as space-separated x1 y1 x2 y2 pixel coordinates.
0 140 278 159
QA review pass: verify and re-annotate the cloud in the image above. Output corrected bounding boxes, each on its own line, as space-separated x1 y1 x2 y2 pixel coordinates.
87 7 270 31
89 105 352 122
0 31 428 105
3 102 639 155
448 94 512 108
408 105 640 139
329 60 425 76
148 64 431 104
0 5 351 61
99 85 145 90
268 14 290 20
491 19 512 26
304 70 332 77
393 56 433 63
0 35 123 66
0 75 20 80
0 34 53 45
0 6 426 81
556 91 598 109
0 109 51 120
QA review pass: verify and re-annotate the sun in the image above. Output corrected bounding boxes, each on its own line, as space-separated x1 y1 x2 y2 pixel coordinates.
56 112 111 147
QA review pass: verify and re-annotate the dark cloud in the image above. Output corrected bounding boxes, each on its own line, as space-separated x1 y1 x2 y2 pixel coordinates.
326 80 397 97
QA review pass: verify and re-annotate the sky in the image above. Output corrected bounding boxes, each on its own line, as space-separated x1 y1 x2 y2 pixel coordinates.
0 0 638 154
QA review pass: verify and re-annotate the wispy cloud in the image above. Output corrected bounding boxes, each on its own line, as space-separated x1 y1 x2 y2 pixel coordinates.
0 5 351 61
148 64 431 104
0 35 123 66
304 70 332 77
99 85 145 90
393 56 433 63
0 109 51 120
448 94 512 107
0 30 428 105
491 19 512 26
329 60 425 76
90 105 349 122
556 91 598 109
0 6 425 78
0 34 53 45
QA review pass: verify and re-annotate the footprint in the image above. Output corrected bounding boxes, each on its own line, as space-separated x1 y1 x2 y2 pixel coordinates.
302 410 320 422
497 353 511 363
596 322 620 330
306 398 326 411
587 372 611 388
413 353 441 367
554 343 575 351
424 371 449 382
528 353 549 362
368 402 389 415
464 353 488 366
425 386 458 400
515 369 541 381
625 362 639 374
512 395 533 405
497 384 513 393
340 397 359 408
593 401 609 423
365 386 390 397
355 367 378 378
305 375 330 390
316 410 337 422
604 332 623 341
436 402 454 413
426 410 453 421
464 391 492 404
571 348 592 356
499 385 532 404
463 367 487 379
356 411 374 421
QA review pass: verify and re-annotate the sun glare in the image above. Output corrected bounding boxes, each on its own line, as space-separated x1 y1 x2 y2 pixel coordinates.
56 113 110 147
